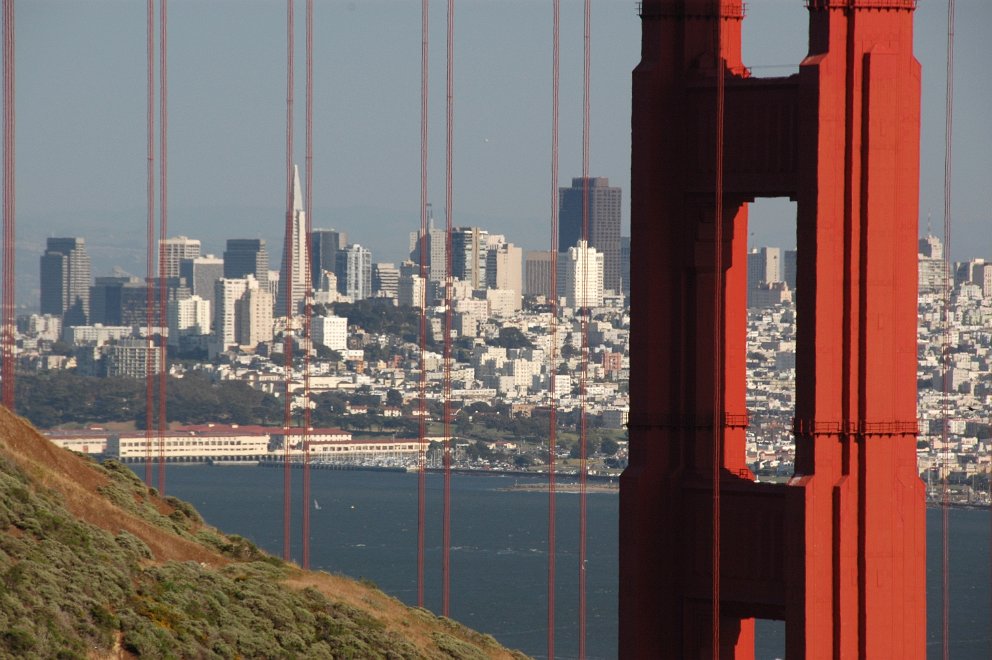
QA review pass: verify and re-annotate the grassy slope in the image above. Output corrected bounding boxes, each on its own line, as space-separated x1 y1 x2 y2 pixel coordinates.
0 406 528 659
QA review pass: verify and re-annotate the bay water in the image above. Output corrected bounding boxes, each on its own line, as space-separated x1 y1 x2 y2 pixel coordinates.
157 466 990 659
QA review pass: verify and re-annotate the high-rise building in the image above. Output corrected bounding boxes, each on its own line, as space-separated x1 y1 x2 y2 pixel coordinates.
524 251 554 297
919 234 943 260
451 226 488 289
372 262 400 299
397 272 426 309
408 205 447 283
167 296 211 346
159 236 201 279
561 241 604 308
336 244 372 301
214 277 252 348
179 255 223 328
311 229 347 289
486 242 523 310
236 285 274 347
783 249 798 292
277 165 308 315
620 236 631 296
747 247 782 289
40 237 92 326
104 339 162 379
90 276 141 326
558 177 622 293
224 239 269 287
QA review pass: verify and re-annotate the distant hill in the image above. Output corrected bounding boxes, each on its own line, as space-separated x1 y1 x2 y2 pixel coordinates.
0 405 528 659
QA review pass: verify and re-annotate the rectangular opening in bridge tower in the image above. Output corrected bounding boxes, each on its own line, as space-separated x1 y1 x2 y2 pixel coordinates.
745 198 798 484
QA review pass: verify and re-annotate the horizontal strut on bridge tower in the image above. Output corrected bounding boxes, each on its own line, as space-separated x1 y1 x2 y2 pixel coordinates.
804 0 917 11
791 418 920 436
627 412 750 431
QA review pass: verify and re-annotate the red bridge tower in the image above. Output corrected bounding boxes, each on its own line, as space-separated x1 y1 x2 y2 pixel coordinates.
621 1 925 657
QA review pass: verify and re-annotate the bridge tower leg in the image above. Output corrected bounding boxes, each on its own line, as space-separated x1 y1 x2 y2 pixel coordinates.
621 1 925 658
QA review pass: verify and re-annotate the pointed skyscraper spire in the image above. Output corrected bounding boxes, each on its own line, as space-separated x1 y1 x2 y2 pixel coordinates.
293 164 304 214
277 164 309 317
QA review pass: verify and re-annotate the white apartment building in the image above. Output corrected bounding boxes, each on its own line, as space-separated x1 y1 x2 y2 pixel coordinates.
215 277 251 347
104 339 162 379
63 324 133 346
313 315 348 352
398 272 426 308
561 241 604 308
167 296 211 346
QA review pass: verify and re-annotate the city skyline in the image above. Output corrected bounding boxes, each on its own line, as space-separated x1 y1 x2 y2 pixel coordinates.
5 1 990 305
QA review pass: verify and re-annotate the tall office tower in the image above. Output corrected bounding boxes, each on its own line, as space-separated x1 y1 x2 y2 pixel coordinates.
451 226 489 289
783 249 798 292
918 234 943 259
167 296 211 346
620 236 631 296
486 243 523 309
524 250 554 297
558 177 622 293
90 276 141 326
179 255 223 326
335 244 372 301
277 165 308 316
560 241 604 308
159 235 201 278
40 237 92 326
372 262 400 299
311 229 347 288
214 277 252 347
747 247 782 289
236 284 274 347
408 205 448 283
224 239 269 286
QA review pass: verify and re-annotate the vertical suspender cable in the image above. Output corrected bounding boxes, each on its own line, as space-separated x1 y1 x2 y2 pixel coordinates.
144 0 156 487
1 0 14 411
157 0 168 495
283 0 295 563
301 0 314 571
417 0 430 609
547 2 560 656
711 4 726 657
441 0 454 617
578 2 591 656
940 1 955 658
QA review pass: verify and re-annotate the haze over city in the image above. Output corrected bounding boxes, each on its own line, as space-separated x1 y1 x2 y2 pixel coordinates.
7 0 991 309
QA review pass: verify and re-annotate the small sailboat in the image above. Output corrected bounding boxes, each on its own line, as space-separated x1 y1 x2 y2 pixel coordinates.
313 499 321 511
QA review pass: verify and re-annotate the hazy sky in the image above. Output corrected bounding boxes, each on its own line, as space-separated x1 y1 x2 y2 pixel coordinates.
6 0 991 307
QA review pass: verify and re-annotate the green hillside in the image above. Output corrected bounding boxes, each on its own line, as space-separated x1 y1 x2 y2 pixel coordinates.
0 406 527 659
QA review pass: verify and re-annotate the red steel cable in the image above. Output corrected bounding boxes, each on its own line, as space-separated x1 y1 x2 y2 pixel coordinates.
1 0 14 410
144 0 155 487
577 1 591 656
547 1 560 656
442 0 454 617
301 0 313 571
940 1 955 657
283 0 295 563
711 6 726 658
157 0 168 495
417 0 430 609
